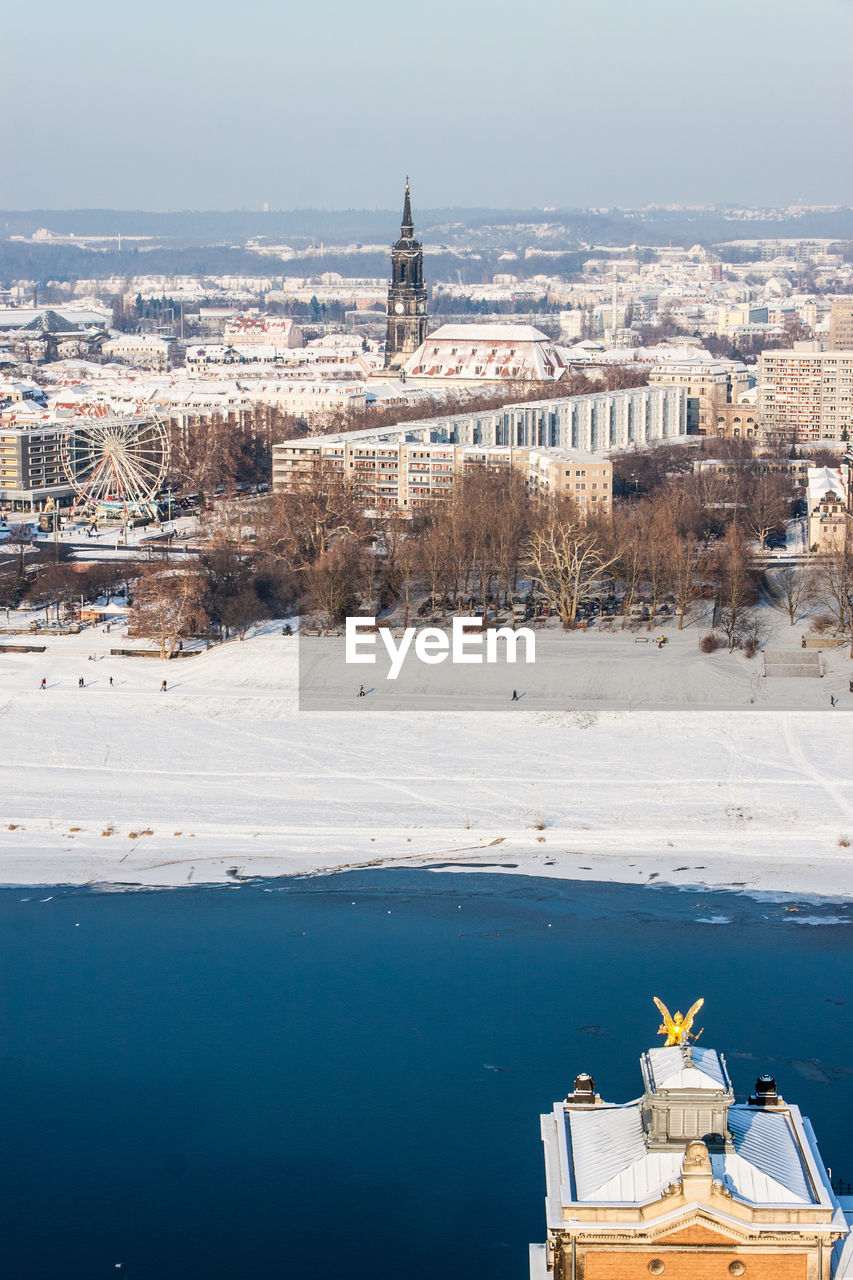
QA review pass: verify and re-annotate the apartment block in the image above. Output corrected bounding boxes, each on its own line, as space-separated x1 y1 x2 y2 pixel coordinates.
649 358 752 433
272 437 611 513
759 349 853 442
0 424 74 513
829 299 853 351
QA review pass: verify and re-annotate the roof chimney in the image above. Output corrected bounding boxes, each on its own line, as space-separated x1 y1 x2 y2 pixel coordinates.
749 1074 780 1107
566 1073 597 1105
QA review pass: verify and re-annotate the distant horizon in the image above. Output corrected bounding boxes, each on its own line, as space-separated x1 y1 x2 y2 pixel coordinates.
4 0 851 209
2 202 853 217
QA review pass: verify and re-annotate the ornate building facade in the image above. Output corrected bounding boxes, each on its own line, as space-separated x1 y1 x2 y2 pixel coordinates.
530 1035 851 1280
384 181 428 369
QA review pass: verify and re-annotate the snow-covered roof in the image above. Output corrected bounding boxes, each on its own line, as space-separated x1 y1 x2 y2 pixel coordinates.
403 323 565 381
0 306 107 330
424 323 551 342
646 1046 729 1092
562 1101 822 1207
807 466 846 510
102 334 170 349
223 315 298 334
20 310 79 334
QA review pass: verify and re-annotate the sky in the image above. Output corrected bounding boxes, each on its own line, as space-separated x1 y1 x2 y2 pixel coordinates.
2 0 852 212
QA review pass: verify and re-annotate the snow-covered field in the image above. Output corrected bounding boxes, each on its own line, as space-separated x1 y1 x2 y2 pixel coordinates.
1 620 852 897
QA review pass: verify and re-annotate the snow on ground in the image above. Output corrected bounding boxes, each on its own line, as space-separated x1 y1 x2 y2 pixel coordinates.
1 618 852 896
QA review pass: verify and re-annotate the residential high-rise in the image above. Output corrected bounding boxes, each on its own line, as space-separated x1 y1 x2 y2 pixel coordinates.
829 300 853 350
384 180 428 369
759 349 853 442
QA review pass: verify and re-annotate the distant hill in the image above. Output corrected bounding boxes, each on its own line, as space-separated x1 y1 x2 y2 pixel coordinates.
1 207 851 288
2 206 853 246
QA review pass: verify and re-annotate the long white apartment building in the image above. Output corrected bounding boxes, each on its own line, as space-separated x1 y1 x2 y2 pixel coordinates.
759 348 853 442
276 382 684 463
272 383 685 507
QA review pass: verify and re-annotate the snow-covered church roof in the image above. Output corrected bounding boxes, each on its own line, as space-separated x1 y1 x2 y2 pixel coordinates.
403 323 566 382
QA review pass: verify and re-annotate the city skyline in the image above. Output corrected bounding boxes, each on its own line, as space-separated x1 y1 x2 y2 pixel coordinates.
3 0 852 211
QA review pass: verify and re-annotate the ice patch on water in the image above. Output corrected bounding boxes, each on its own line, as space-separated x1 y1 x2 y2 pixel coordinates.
695 915 732 924
785 914 851 926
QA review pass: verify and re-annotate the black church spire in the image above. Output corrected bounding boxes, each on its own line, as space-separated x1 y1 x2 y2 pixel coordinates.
400 177 414 239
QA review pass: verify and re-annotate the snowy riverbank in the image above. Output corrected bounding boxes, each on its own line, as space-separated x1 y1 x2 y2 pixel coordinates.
1 626 852 896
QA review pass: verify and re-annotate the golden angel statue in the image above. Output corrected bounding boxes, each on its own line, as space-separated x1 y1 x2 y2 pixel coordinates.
653 996 704 1046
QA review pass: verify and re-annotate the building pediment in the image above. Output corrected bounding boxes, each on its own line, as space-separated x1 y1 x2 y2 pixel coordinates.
650 1214 753 1246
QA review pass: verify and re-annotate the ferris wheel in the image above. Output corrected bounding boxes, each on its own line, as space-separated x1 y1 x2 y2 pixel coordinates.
61 412 171 518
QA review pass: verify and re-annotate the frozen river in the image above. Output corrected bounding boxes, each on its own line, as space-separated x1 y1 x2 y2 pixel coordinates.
1 871 852 1280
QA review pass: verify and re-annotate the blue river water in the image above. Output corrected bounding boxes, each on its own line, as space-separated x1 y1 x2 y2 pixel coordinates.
1 871 852 1280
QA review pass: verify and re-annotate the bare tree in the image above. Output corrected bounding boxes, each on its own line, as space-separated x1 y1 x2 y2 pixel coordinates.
670 534 709 630
744 473 791 550
302 537 367 627
528 503 619 630
641 498 678 629
168 414 252 507
814 548 853 656
29 563 79 624
3 523 36 577
417 517 455 623
255 461 371 569
715 524 758 650
376 510 422 625
608 508 643 630
131 564 209 658
773 565 816 626
487 470 529 607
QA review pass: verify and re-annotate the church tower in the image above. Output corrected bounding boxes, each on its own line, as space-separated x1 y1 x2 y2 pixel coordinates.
384 179 428 369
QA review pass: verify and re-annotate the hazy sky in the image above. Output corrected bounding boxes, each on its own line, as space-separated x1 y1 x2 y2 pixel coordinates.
3 0 852 211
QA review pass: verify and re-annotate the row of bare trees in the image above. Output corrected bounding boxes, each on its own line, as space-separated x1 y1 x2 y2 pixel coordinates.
234 460 853 655
244 464 763 636
10 439 850 655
